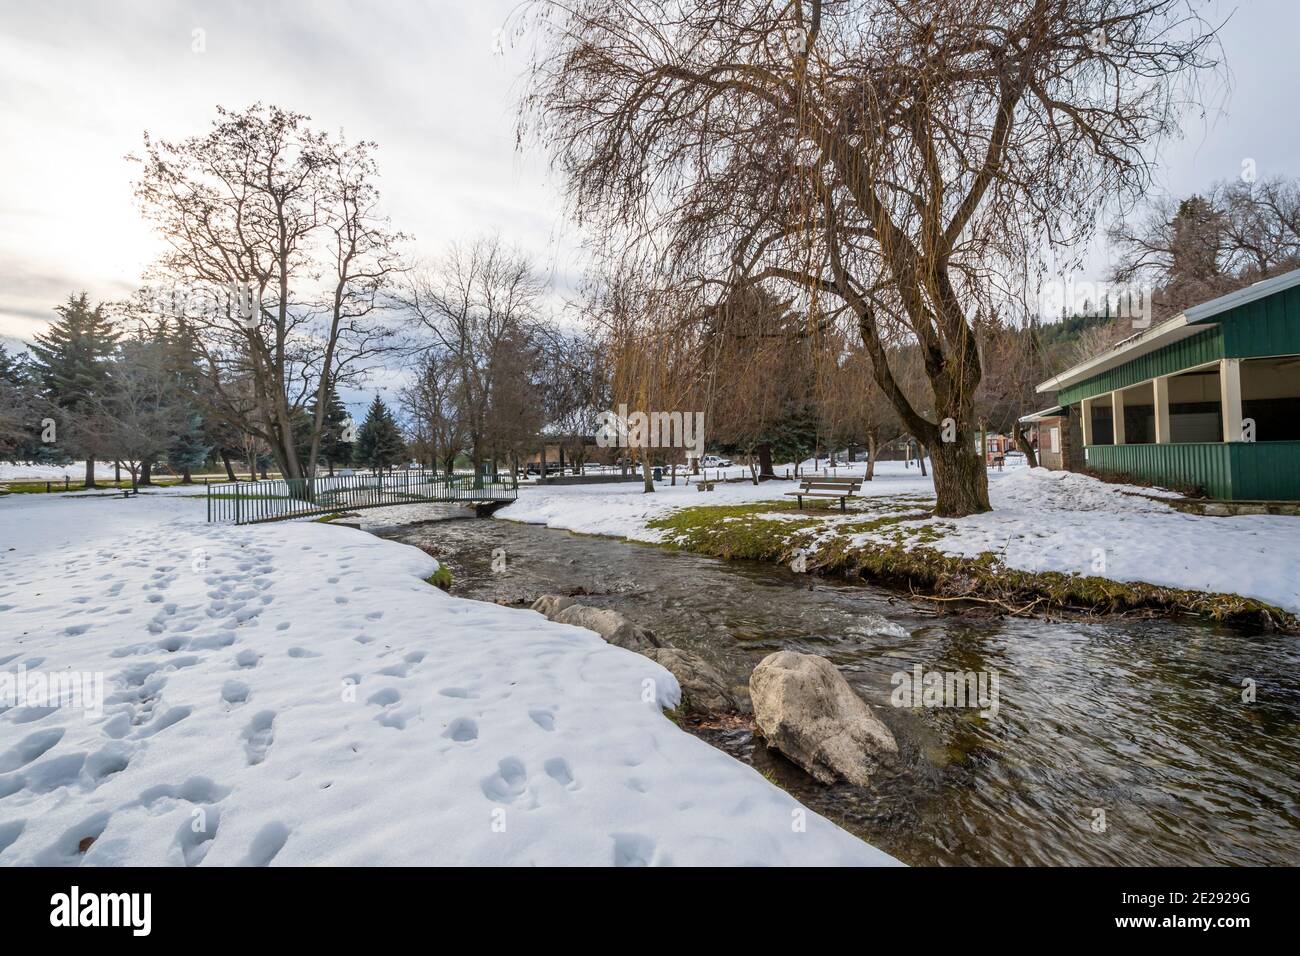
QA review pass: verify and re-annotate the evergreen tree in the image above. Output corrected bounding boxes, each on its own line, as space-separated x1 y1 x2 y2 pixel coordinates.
28 293 120 486
311 390 354 476
162 322 212 483
353 395 406 472
167 412 211 483
0 344 45 461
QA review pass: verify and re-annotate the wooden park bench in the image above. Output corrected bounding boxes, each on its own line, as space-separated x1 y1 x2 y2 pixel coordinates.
785 476 861 511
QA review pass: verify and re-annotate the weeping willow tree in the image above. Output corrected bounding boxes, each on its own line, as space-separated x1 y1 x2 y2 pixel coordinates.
518 0 1219 515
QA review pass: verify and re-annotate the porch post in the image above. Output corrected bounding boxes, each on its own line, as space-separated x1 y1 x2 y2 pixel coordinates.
1080 398 1092 445
1153 376 1171 444
1111 389 1126 445
1220 359 1243 442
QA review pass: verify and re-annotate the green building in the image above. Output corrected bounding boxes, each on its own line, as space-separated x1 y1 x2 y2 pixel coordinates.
1035 268 1300 501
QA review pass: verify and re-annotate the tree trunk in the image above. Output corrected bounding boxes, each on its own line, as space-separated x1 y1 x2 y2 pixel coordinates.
756 442 775 480
181 466 192 484
641 456 654 493
220 450 237 482
1013 425 1039 468
918 443 928 477
139 460 153 486
865 434 877 480
929 440 990 517
85 457 96 490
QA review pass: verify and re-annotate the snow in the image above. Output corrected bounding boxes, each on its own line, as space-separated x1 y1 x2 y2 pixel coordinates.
0 490 897 866
501 460 940 543
0 461 120 482
880 468 1300 613
500 462 1300 614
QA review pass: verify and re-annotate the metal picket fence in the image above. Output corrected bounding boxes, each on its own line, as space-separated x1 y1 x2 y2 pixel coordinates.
206 470 518 525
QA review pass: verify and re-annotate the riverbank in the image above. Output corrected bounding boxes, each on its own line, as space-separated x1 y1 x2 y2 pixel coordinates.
496 463 1300 629
371 507 1300 866
0 490 898 866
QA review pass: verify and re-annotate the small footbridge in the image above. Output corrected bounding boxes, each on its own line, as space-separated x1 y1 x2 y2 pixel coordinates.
206 471 518 525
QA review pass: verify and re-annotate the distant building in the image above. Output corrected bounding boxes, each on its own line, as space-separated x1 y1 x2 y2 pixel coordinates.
1035 268 1300 500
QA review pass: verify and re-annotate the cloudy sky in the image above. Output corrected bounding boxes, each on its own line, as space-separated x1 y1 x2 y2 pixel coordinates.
0 0 580 349
1 0 1297 362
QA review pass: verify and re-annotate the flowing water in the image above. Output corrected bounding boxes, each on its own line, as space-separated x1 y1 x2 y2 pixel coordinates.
367 504 1300 867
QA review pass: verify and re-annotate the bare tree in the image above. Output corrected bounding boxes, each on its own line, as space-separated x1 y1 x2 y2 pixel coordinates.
401 349 468 474
1111 175 1300 320
404 236 548 471
132 104 405 483
519 0 1219 515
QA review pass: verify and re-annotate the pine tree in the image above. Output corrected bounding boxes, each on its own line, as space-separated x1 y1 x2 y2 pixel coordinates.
162 322 212 483
312 390 354 476
28 293 120 486
353 395 406 472
167 412 211 483
0 345 45 461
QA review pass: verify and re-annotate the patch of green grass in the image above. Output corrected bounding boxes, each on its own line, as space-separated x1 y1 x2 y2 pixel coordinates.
646 497 1298 631
425 565 452 591
0 478 186 494
649 502 824 561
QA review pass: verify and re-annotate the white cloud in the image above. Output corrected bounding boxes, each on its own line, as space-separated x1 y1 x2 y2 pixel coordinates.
0 0 581 347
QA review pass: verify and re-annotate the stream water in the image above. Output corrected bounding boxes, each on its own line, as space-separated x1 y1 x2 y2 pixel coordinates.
366 504 1300 867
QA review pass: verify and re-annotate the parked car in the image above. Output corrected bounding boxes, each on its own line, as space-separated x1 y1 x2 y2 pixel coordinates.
523 461 563 476
700 455 733 468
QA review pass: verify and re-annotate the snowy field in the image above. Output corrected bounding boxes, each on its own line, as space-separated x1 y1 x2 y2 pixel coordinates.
0 461 120 482
0 489 896 866
499 462 1300 613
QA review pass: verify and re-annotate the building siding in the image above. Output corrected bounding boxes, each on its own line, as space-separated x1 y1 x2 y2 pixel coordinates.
1227 441 1300 500
1085 443 1234 498
1057 327 1224 405
1217 284 1300 358
1085 442 1300 500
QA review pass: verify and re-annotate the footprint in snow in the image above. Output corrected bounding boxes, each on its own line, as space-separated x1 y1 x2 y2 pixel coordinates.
611 833 657 867
443 718 478 743
241 711 276 765
480 758 529 804
544 757 577 789
241 822 290 866
221 680 250 705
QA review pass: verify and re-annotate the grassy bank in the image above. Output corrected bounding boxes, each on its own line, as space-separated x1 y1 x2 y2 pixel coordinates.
647 500 1298 632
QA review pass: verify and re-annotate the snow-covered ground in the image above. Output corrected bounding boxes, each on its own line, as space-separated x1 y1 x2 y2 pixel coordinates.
499 462 1300 613
0 461 120 482
502 460 941 542
0 490 896 866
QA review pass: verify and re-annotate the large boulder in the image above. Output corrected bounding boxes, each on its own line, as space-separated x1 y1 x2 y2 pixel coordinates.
642 647 746 715
530 594 581 619
749 651 897 787
552 604 661 652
